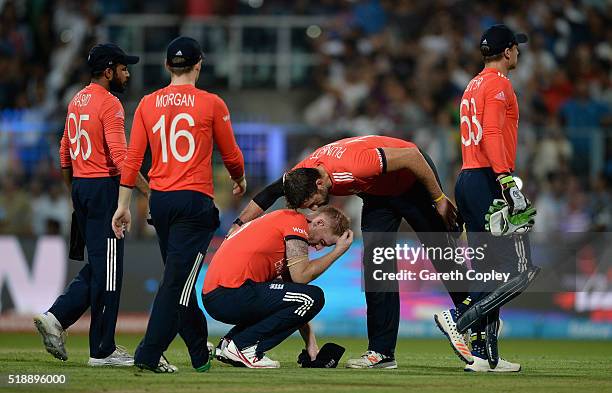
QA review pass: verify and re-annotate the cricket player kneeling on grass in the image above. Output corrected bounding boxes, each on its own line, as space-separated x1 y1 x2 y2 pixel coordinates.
202 207 353 369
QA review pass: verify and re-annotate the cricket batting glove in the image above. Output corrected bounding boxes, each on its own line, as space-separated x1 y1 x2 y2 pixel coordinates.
485 199 536 236
497 174 529 214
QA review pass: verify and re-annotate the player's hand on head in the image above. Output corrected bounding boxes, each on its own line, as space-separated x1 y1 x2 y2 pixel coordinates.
111 207 131 239
232 175 247 196
435 195 457 230
335 229 353 253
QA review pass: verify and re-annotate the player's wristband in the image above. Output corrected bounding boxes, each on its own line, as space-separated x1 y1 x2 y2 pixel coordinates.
233 218 244 227
433 193 446 204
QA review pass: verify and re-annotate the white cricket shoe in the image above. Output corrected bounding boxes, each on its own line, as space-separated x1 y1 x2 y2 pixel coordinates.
464 354 521 373
434 309 473 364
33 312 67 361
136 354 178 373
88 345 134 367
159 354 179 372
207 341 215 358
346 350 397 369
222 340 280 368
216 337 245 367
216 338 229 357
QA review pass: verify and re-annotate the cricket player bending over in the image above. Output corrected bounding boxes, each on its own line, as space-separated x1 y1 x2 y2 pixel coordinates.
229 135 469 368
202 207 352 368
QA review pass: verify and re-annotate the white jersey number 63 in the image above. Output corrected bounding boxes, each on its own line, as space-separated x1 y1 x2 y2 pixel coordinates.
460 98 483 147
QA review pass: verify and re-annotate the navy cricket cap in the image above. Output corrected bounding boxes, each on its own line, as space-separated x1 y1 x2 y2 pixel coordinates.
166 36 203 67
87 43 139 72
480 24 528 56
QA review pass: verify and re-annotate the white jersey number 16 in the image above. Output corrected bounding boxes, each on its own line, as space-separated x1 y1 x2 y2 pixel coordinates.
152 113 196 163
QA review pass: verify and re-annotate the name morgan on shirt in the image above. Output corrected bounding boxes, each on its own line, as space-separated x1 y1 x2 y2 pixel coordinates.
155 93 196 108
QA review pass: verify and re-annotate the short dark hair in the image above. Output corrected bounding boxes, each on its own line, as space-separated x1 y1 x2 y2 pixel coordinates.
483 52 504 63
167 63 195 76
283 168 321 209
317 205 350 236
91 64 118 78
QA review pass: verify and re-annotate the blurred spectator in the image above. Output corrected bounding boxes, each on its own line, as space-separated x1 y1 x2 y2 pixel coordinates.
30 182 70 236
0 176 32 236
305 61 374 127
539 70 574 117
533 173 565 236
515 33 556 90
560 176 591 233
0 0 610 237
559 80 610 129
590 174 611 231
532 125 573 182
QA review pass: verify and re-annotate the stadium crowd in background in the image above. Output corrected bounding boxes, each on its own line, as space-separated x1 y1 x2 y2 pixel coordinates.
0 0 610 237
301 0 611 233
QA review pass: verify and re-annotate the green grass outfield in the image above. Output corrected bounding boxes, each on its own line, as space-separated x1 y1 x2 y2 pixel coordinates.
0 333 611 393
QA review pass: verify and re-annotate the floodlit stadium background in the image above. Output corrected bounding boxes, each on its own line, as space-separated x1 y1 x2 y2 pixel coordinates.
0 0 610 339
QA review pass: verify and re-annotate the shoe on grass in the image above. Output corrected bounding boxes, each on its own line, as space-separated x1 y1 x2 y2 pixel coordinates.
33 312 67 361
222 340 280 369
136 354 178 373
434 309 473 364
464 353 520 373
345 350 397 369
88 345 133 367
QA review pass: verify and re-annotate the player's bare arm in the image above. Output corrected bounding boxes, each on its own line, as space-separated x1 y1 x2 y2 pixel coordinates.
382 147 457 228
229 176 283 236
61 167 73 192
231 173 247 196
112 186 133 238
287 230 353 284
228 200 264 236
135 172 150 198
298 322 319 360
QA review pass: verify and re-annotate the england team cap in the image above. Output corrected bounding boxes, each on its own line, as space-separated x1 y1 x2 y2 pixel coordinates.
480 24 528 56
87 43 139 72
166 36 203 68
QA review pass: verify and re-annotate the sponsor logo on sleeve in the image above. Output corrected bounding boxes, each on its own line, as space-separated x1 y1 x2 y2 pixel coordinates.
292 226 307 236
495 91 506 101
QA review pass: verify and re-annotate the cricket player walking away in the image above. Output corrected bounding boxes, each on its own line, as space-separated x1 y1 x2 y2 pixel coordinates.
112 36 245 373
34 43 149 366
438 24 539 372
204 207 352 368
229 135 471 368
